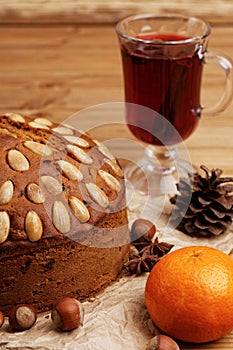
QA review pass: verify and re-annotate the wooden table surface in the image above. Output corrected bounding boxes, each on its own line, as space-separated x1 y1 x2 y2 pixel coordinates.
0 22 233 349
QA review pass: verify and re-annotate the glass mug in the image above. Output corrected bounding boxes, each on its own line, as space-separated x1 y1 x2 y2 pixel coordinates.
116 14 233 195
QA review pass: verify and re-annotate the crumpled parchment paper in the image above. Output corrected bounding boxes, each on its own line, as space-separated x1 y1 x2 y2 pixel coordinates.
1 191 232 350
1 275 159 350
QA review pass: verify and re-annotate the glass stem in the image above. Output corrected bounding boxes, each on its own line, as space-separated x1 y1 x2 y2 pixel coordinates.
145 145 178 175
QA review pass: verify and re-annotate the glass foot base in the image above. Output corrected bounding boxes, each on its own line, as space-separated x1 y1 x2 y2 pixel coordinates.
123 145 194 197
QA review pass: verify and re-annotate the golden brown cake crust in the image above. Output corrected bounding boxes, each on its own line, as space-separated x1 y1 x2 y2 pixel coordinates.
0 114 129 315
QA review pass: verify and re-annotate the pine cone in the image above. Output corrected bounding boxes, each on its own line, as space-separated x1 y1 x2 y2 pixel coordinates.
170 165 233 237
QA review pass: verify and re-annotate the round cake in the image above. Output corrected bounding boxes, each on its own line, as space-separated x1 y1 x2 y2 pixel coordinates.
0 113 129 315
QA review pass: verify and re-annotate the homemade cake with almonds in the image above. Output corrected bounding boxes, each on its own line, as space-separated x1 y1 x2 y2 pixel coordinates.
0 113 129 315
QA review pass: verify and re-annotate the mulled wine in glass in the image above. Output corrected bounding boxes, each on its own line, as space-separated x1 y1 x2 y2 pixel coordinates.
116 14 233 196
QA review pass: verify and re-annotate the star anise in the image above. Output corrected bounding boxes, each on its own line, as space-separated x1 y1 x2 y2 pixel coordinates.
125 253 159 276
124 238 174 276
140 238 174 258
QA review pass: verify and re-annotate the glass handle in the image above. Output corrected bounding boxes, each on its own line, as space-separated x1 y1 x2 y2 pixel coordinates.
203 52 233 115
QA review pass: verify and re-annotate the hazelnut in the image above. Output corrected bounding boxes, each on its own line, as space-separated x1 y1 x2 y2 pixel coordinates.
9 304 37 331
130 219 156 243
51 297 84 331
146 335 180 350
0 311 4 328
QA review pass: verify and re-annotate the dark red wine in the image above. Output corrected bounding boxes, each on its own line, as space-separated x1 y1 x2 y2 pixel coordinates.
120 33 204 146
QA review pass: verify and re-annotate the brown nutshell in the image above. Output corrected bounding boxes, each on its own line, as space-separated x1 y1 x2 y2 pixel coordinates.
0 311 4 328
130 219 156 243
51 297 84 331
9 304 37 331
146 335 180 350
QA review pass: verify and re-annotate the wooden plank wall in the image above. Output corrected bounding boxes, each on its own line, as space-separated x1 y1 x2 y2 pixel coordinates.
0 0 233 25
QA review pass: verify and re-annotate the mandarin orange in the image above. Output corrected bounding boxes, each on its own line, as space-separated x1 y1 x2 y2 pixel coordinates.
145 246 233 343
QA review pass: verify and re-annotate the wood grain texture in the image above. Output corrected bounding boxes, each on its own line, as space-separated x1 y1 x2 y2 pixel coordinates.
0 23 232 175
0 0 233 24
